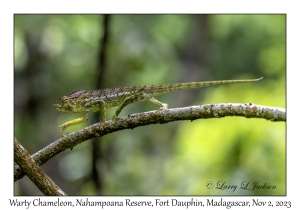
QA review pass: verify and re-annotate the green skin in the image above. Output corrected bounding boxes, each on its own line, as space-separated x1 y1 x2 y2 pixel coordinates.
53 77 263 134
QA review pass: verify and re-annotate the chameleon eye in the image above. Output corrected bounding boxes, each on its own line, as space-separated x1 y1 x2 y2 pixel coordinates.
62 96 69 101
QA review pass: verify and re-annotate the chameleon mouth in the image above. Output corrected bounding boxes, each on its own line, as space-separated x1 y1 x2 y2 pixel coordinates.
53 103 61 109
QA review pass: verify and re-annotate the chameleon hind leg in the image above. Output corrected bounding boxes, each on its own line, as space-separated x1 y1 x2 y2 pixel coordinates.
112 93 169 123
149 97 168 110
59 113 88 134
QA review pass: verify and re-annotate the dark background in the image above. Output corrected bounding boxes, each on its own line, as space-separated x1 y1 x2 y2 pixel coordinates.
14 14 286 195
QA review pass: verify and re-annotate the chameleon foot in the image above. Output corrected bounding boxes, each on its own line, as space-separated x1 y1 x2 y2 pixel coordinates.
59 124 68 135
159 103 169 110
112 115 117 123
99 122 105 130
149 97 169 110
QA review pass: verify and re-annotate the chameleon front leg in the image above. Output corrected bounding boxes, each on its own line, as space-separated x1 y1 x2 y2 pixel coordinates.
59 113 88 134
112 94 169 123
83 99 107 129
99 106 107 128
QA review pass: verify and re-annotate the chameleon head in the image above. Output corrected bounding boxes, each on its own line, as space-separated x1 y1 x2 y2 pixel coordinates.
53 90 86 113
53 96 76 113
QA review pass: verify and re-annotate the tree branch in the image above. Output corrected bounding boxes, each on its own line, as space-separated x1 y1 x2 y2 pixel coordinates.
14 103 285 182
14 137 67 195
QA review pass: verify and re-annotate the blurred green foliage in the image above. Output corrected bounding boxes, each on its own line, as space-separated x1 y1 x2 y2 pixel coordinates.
14 14 285 195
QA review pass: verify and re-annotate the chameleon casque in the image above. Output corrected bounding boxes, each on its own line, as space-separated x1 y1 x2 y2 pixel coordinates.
53 77 263 134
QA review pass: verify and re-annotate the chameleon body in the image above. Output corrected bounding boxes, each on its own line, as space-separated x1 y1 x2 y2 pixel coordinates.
53 77 263 134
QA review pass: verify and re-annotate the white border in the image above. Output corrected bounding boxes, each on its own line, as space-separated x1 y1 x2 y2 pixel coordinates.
2 0 299 209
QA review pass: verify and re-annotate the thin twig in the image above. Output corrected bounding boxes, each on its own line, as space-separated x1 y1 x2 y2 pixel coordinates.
90 14 111 193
